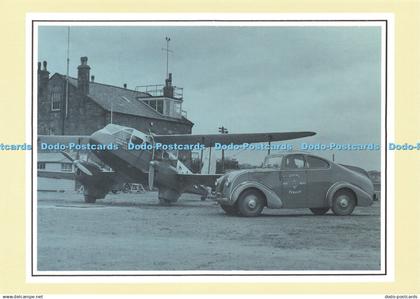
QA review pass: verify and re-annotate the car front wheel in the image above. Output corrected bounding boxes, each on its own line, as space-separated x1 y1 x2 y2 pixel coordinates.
220 204 239 215
237 189 265 217
332 190 356 216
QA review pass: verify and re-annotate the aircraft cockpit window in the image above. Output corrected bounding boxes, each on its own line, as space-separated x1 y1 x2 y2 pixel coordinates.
130 135 143 145
114 128 133 146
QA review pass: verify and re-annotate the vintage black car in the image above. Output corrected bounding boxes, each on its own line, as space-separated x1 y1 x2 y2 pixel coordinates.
215 153 374 217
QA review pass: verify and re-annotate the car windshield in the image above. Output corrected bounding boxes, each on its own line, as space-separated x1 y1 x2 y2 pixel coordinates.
262 155 284 168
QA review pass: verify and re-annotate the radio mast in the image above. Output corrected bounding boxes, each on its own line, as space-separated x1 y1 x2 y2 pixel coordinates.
65 27 70 119
162 36 173 79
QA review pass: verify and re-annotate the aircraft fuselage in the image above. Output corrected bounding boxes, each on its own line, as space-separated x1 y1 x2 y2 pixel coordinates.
88 126 152 185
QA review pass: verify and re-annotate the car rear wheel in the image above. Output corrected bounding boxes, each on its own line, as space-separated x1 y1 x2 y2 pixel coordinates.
237 189 264 217
310 208 329 215
220 204 239 215
332 190 356 216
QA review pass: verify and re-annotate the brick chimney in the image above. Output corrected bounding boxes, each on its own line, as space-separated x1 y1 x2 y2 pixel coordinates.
37 61 50 99
77 56 90 95
163 73 174 98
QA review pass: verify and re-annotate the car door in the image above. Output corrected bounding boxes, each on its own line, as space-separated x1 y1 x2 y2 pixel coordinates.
305 155 332 208
280 154 307 208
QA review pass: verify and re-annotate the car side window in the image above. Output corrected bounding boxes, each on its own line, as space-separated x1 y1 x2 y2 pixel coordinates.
306 156 329 169
263 156 283 168
284 155 306 169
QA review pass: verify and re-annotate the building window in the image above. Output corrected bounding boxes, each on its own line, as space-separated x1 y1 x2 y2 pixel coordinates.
174 102 181 115
130 135 143 145
149 100 157 110
142 98 182 118
37 162 46 170
156 100 164 114
50 86 62 111
61 163 73 172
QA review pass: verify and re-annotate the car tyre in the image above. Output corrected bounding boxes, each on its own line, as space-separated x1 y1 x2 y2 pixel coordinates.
84 195 97 204
220 204 238 215
237 189 264 217
310 208 329 215
332 190 356 216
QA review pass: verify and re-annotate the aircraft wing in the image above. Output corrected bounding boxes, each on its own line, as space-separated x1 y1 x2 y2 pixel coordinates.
154 131 316 147
37 135 90 144
37 170 122 181
38 170 75 180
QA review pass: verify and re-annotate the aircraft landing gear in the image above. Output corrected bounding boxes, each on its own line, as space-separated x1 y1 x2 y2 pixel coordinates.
84 195 97 203
83 186 107 204
158 188 180 205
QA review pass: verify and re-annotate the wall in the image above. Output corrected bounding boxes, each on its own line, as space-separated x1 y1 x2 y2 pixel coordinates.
38 75 193 136
38 75 108 135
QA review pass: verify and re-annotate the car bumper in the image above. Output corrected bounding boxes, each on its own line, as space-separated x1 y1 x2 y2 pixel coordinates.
215 193 234 206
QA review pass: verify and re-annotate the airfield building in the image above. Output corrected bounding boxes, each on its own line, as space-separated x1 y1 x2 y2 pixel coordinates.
37 57 193 136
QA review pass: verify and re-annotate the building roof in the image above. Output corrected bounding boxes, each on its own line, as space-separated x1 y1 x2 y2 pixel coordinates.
55 74 193 126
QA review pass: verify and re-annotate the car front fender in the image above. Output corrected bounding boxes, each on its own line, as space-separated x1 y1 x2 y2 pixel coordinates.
231 181 283 209
326 181 373 207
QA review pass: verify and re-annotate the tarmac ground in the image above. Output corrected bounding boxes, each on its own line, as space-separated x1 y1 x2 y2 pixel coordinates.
36 190 381 271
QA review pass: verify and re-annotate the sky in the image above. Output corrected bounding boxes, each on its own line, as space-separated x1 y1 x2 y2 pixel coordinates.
38 24 383 170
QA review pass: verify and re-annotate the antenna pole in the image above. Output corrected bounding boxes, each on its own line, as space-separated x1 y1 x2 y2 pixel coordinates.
110 100 113 124
162 37 172 79
65 27 70 119
166 37 170 78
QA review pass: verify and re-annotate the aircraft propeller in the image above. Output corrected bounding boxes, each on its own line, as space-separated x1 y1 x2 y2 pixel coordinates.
60 151 93 176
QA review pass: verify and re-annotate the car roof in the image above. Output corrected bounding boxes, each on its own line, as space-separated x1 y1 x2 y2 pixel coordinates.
265 152 334 163
266 151 329 158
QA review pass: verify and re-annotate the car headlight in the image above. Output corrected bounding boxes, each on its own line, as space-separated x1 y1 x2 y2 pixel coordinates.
225 179 231 187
